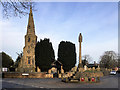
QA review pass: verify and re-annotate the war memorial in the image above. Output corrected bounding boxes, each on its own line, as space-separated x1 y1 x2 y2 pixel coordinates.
2 6 108 83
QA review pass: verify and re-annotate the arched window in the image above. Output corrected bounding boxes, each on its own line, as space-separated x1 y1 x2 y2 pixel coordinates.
28 60 31 64
28 25 30 29
28 37 30 42
28 57 31 64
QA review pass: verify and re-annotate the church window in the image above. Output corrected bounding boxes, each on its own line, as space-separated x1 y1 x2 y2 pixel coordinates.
28 60 31 64
28 25 30 28
27 50 30 54
28 37 30 42
28 57 31 64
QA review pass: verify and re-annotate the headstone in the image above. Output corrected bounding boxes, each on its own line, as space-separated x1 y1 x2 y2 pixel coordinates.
48 69 51 74
37 67 41 72
61 66 64 74
105 68 108 71
88 68 91 71
58 74 62 78
58 70 59 74
15 68 18 72
92 67 95 71
96 65 100 71
71 66 77 72
84 65 88 71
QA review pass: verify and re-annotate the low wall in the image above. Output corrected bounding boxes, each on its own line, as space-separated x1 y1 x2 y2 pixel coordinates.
82 71 104 77
2 72 53 78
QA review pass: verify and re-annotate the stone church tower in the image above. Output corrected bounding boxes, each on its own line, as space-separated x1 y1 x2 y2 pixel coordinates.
17 6 37 72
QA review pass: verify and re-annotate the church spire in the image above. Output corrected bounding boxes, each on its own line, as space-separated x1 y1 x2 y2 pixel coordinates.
27 6 35 34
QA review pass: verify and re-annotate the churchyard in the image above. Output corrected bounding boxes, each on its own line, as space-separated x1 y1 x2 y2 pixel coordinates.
1 2 119 90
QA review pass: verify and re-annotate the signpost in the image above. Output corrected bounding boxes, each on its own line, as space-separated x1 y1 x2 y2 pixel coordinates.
2 68 8 72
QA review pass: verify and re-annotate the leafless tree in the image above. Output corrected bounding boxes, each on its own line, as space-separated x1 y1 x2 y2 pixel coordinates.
82 54 92 64
99 51 118 69
0 0 36 18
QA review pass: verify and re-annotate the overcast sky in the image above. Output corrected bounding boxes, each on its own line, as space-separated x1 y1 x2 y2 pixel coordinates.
0 2 118 66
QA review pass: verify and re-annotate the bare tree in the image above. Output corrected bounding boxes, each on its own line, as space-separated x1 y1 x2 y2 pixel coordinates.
0 0 36 18
14 52 23 68
82 54 92 65
99 51 118 69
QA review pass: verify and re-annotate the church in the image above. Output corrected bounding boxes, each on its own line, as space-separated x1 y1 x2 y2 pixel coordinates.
17 6 37 72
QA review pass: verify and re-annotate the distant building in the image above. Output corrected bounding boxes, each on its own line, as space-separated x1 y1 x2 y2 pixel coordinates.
17 6 37 73
82 60 99 69
87 64 98 69
87 61 99 69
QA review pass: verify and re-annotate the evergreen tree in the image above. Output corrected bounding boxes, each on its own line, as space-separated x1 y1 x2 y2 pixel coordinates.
58 41 76 72
1 52 14 68
35 38 55 72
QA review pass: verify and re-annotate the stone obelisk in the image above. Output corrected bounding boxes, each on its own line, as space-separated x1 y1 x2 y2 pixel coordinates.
78 33 83 68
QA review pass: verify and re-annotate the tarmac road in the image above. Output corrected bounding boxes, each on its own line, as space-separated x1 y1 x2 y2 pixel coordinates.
1 73 119 89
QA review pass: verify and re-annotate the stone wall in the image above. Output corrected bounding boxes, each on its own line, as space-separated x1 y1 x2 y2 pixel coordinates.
82 71 104 77
46 74 53 78
2 72 53 78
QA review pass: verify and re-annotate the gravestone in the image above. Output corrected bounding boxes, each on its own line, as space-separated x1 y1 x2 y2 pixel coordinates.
96 65 100 71
84 65 88 71
37 67 41 72
92 67 95 71
61 66 64 74
48 69 51 74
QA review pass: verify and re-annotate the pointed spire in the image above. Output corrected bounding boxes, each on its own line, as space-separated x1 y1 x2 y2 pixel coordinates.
79 33 82 42
30 5 32 15
27 5 35 34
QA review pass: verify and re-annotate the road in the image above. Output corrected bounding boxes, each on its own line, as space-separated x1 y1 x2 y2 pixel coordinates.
1 74 119 89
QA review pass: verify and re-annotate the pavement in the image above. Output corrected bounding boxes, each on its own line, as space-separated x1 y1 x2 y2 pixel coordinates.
1 73 120 89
